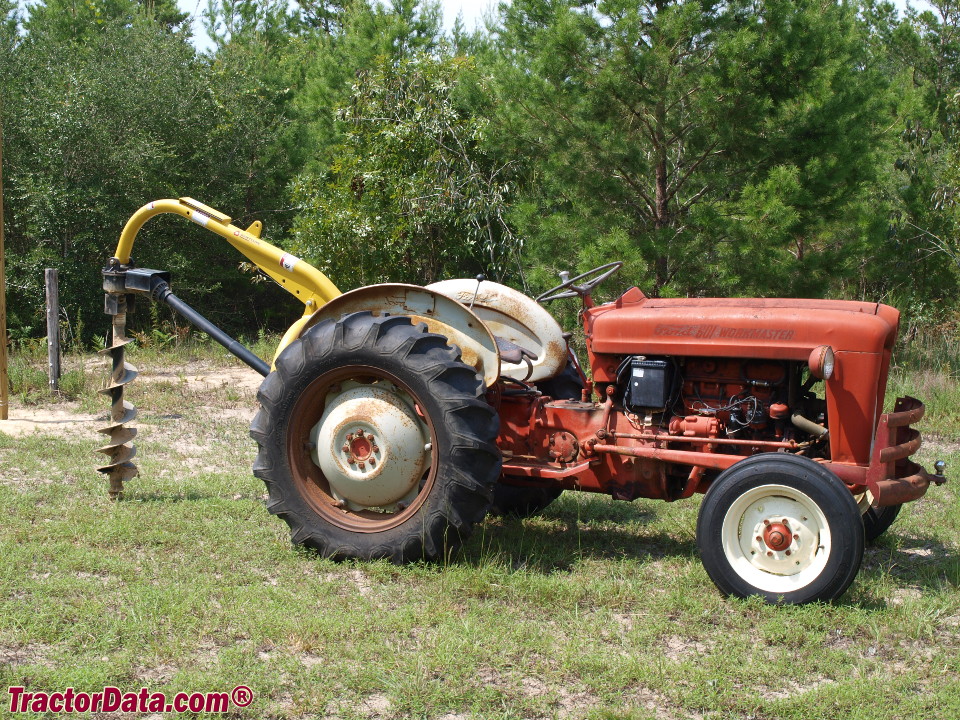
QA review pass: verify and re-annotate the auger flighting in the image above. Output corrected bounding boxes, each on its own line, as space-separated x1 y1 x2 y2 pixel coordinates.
97 279 138 498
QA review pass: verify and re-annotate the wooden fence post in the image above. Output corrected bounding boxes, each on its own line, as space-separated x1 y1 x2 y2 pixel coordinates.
0 122 6 419
45 268 60 393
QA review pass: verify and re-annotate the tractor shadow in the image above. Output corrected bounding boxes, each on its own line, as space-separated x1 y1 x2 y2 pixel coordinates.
854 534 960 606
461 496 699 574
461 494 959 601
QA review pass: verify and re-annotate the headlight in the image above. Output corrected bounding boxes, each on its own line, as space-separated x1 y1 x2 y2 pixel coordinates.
808 345 835 380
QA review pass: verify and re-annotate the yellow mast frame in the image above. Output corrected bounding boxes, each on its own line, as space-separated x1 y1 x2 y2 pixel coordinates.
111 197 341 362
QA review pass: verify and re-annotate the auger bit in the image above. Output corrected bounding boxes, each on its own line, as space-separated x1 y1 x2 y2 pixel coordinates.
97 272 139 499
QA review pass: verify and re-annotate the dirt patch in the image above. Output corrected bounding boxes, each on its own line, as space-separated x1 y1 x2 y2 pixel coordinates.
135 663 178 683
626 687 700 720
763 677 835 700
321 569 375 597
521 677 599 719
918 436 960 456
889 587 924 606
662 634 714 662
0 403 102 440
137 364 263 394
0 643 54 668
359 693 392 717
0 365 260 439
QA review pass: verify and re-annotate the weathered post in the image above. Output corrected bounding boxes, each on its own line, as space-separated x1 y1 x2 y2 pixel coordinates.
0 121 7 419
45 268 60 392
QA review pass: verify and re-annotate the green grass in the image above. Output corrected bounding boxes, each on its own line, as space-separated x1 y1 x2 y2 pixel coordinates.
0 349 958 719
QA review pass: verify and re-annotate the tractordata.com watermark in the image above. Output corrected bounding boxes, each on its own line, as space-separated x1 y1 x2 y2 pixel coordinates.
8 685 253 713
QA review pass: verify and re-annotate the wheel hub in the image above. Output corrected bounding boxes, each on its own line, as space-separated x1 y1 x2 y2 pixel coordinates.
344 430 375 465
762 520 792 552
310 382 431 511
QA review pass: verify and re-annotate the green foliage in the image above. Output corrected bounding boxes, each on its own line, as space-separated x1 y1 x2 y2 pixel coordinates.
858 0 960 326
488 0 888 300
294 0 445 172
2 0 960 348
203 0 301 49
2 18 213 340
290 53 519 288
3 2 305 344
25 0 189 42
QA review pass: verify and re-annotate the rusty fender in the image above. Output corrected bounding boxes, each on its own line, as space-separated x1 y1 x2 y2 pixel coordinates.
290 283 501 387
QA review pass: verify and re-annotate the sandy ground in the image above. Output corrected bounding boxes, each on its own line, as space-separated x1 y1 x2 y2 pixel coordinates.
0 365 262 439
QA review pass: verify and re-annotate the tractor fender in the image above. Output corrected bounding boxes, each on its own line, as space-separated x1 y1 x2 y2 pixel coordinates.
427 279 568 383
273 283 501 387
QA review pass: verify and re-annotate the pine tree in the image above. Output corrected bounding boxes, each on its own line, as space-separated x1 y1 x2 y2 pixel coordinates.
488 0 888 300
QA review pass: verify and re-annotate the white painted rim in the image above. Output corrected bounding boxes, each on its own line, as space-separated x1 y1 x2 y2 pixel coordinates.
310 381 431 511
720 483 831 594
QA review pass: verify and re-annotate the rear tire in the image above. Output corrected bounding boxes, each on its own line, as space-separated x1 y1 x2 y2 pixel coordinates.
250 312 500 562
862 504 902 543
696 454 864 604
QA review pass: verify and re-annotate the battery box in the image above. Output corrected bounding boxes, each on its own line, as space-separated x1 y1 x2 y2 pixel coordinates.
627 357 672 410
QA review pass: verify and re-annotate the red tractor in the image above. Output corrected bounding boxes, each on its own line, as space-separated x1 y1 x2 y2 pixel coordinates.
100 199 946 605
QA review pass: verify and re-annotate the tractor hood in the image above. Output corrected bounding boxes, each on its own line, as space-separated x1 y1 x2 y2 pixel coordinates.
586 287 900 360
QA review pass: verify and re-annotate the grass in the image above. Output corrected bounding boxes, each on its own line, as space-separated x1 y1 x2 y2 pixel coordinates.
0 342 958 719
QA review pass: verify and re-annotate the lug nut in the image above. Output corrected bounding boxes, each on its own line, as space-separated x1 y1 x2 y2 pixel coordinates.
341 445 350 454
763 519 771 526
369 459 376 467
767 551 774 557
346 433 354 441
358 461 365 470
756 536 763 543
355 429 364 437
372 445 380 453
793 534 799 540
785 550 792 556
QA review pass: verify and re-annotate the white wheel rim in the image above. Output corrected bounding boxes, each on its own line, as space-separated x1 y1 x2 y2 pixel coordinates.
720 483 831 594
310 380 431 511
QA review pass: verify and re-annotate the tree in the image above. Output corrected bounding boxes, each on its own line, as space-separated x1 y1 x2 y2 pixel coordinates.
25 0 188 42
2 19 211 340
299 0 353 35
857 0 960 325
488 0 888 300
293 0 445 173
289 53 519 289
203 0 300 49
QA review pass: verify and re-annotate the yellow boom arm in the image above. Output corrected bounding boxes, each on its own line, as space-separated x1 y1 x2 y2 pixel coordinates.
112 197 342 361
114 197 341 313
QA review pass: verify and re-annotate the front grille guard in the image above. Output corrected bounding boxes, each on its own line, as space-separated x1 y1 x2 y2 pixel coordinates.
866 396 946 507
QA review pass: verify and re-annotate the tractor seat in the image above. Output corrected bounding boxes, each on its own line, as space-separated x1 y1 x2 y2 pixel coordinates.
495 336 538 365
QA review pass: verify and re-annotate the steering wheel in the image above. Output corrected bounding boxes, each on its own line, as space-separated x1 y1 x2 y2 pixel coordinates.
536 261 624 303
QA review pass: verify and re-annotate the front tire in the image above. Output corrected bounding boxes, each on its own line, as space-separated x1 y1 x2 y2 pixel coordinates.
696 454 864 604
250 312 500 562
